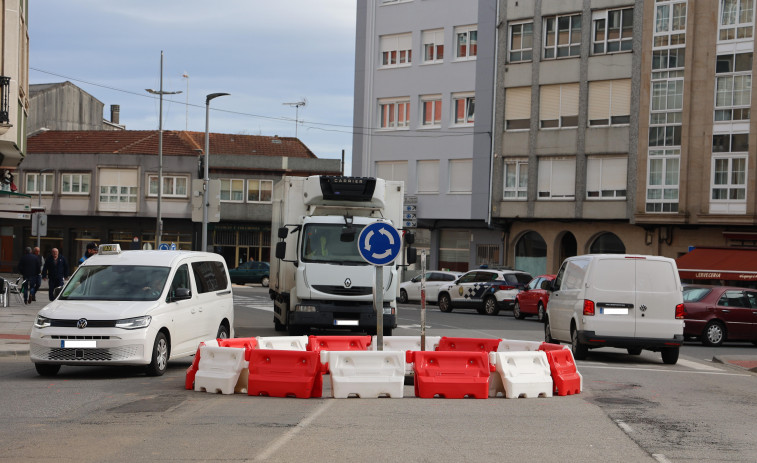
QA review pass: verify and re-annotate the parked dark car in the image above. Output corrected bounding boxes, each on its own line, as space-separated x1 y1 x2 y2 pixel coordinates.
682 285 757 346
513 274 555 322
229 261 270 287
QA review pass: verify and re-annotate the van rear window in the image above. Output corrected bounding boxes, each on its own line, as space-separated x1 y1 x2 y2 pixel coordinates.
191 261 229 293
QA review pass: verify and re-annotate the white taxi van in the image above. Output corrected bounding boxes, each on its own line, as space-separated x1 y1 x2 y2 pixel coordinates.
29 244 234 377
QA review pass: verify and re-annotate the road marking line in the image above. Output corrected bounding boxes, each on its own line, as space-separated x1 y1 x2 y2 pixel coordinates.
244 304 273 312
580 365 750 377
616 420 634 433
652 454 672 463
676 358 722 371
254 400 335 461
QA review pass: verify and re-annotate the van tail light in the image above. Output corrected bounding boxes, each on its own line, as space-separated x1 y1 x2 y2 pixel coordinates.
497 285 516 291
583 299 595 316
675 303 685 320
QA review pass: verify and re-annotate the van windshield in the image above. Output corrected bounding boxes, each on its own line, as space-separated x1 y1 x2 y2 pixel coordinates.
60 265 171 301
301 223 368 265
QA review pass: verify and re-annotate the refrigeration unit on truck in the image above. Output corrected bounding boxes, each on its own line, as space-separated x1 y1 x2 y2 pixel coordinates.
269 175 415 336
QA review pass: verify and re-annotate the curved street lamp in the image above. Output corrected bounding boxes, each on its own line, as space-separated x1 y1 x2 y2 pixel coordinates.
202 92 230 252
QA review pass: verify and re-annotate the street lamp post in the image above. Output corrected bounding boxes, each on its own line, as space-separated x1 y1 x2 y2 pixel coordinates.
146 51 181 250
202 92 230 252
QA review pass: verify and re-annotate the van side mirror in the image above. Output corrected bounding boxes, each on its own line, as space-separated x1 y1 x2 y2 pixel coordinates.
53 286 63 299
406 247 417 264
275 241 287 259
172 287 192 301
278 227 289 239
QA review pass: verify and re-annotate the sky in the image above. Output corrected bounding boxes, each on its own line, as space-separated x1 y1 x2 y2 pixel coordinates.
29 1 357 172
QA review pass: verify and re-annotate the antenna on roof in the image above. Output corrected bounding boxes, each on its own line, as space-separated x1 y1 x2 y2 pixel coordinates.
282 98 307 139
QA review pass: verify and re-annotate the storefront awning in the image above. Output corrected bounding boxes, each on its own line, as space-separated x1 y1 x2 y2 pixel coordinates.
676 247 757 282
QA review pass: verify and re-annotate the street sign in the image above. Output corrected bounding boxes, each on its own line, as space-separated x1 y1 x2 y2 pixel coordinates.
358 221 402 266
170 243 177 250
404 204 417 212
158 243 170 250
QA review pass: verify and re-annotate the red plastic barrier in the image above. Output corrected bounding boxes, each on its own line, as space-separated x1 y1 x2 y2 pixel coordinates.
538 342 567 352
248 349 323 398
407 350 490 399
185 341 211 390
545 349 581 396
307 335 372 353
436 337 502 353
219 337 259 361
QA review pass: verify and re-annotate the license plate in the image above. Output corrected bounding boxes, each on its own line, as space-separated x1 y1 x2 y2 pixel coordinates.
62 340 96 348
601 308 628 315
334 320 359 326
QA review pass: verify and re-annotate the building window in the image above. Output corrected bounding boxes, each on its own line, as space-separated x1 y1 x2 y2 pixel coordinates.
592 8 633 54
422 29 444 63
540 83 579 129
654 1 687 47
538 157 575 199
439 230 470 273
449 159 472 193
586 157 627 199
509 21 533 62
646 148 680 213
148 175 188 198
98 168 137 213
452 93 475 125
588 79 631 126
375 160 408 185
247 179 273 203
25 172 54 194
543 13 581 59
719 0 755 41
61 173 91 195
379 98 410 129
455 25 477 60
715 52 752 121
420 95 442 127
380 33 412 68
417 160 439 193
477 244 500 267
505 87 531 130
712 133 748 211
503 159 528 199
649 76 683 146
220 179 244 202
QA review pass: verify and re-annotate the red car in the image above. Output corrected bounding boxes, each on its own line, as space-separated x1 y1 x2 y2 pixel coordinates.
683 285 757 346
513 274 555 322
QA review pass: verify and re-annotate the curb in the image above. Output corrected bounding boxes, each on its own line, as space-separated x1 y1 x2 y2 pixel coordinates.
712 355 757 373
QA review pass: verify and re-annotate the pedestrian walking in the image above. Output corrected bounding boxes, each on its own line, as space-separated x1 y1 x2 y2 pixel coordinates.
42 248 69 301
18 247 41 304
78 242 98 264
32 246 43 301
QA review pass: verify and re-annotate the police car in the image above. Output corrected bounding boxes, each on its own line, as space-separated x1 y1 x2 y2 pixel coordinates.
29 244 234 377
437 268 533 315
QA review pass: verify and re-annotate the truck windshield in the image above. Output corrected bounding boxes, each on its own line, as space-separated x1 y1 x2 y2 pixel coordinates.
59 265 171 301
301 223 367 264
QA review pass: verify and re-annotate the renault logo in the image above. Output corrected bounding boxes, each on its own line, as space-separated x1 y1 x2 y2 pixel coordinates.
344 278 352 288
76 318 88 329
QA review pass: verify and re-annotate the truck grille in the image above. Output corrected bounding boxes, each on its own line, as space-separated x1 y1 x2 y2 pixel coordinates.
312 285 373 296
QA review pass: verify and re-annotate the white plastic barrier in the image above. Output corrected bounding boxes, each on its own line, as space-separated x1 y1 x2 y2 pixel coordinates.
255 335 309 351
491 351 553 399
194 346 246 395
496 339 542 352
320 350 405 398
370 336 441 375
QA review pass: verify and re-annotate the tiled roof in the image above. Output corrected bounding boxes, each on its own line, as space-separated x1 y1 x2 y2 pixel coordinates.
26 130 318 158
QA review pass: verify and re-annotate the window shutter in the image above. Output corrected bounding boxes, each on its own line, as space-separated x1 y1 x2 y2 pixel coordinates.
449 159 472 192
586 157 602 192
611 79 631 117
602 157 628 190
588 81 611 122
417 160 440 192
551 158 576 197
560 83 579 117
505 87 531 121
540 85 560 121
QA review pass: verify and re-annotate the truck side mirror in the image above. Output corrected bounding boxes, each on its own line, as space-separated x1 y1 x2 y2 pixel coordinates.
406 247 417 264
405 232 415 245
278 227 289 239
275 242 287 259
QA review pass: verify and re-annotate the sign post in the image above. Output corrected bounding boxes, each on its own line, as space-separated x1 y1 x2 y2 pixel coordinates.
420 250 427 351
358 221 401 351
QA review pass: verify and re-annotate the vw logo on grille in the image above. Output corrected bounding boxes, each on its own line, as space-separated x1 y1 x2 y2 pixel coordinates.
639 305 647 312
76 318 88 329
344 278 352 288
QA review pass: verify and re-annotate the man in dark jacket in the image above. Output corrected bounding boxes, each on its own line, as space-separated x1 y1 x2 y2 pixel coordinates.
18 247 41 304
42 248 69 301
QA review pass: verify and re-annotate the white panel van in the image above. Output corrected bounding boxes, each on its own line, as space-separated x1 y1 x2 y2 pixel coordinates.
544 254 684 364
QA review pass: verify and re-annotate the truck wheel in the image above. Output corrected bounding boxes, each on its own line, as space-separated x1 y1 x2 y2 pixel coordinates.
627 347 642 356
274 316 286 332
571 327 588 360
513 301 525 319
484 297 500 316
35 363 61 377
702 321 725 347
216 323 229 339
399 289 408 304
438 294 453 313
661 347 679 365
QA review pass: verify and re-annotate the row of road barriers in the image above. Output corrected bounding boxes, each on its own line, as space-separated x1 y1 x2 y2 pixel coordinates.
186 335 583 399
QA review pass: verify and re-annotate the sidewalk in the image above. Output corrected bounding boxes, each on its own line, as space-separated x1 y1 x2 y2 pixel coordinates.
0 273 49 357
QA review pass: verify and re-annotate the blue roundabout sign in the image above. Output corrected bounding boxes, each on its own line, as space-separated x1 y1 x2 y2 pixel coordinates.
358 221 402 266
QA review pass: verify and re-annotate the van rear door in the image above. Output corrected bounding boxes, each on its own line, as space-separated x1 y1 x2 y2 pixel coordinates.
590 257 637 337
634 258 682 339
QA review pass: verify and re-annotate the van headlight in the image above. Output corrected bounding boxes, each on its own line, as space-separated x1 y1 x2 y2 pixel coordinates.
34 315 51 329
115 315 152 330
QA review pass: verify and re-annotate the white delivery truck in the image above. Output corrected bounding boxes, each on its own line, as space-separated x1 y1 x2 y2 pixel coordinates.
269 176 414 336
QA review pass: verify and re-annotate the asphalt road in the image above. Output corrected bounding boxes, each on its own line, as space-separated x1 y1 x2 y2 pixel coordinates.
0 285 755 462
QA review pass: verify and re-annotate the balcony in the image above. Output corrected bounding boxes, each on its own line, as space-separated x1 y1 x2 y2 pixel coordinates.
0 76 11 135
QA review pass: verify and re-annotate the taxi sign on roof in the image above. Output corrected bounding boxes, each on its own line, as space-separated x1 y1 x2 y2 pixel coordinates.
98 243 122 254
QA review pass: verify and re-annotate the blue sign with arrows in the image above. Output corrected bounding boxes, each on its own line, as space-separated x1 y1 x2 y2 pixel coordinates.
358 221 402 266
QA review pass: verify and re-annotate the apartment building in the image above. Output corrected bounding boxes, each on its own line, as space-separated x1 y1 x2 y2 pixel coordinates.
17 130 341 270
353 0 501 272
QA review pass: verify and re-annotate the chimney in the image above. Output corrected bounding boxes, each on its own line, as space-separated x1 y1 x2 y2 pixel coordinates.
110 105 120 125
